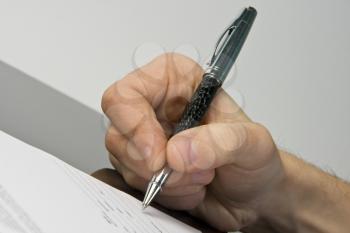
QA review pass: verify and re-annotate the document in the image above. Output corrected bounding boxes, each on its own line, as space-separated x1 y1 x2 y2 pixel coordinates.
0 131 200 233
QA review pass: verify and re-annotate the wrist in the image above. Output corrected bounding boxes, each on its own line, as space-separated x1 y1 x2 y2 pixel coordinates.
257 151 306 232
258 151 350 233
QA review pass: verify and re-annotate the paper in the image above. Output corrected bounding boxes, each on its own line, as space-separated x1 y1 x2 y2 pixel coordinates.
0 131 200 233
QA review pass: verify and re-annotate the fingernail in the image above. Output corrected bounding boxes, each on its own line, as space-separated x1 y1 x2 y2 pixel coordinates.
173 137 193 166
135 133 154 159
191 140 216 170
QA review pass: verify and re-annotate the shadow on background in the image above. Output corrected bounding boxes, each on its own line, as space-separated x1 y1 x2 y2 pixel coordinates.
0 61 109 173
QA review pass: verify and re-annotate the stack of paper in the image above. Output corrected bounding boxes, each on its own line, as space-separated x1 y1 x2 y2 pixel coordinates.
0 131 199 233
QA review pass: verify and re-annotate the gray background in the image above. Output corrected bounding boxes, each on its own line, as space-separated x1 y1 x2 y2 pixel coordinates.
1 0 350 180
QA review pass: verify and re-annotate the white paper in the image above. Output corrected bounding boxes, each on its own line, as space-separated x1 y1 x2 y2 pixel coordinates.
0 131 200 233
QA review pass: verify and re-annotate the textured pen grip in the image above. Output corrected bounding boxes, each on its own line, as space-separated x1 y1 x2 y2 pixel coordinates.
173 75 222 134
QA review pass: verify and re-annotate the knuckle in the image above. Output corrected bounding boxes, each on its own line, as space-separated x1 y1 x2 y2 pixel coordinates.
101 85 116 113
102 80 130 113
253 123 272 141
105 130 114 152
105 127 117 153
252 123 276 155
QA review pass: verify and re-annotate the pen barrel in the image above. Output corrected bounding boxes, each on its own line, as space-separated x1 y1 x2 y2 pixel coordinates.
173 74 222 134
143 7 257 208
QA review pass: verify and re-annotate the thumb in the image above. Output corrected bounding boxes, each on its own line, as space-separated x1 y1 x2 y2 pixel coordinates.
166 122 275 173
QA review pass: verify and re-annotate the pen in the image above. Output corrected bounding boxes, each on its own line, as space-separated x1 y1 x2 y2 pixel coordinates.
142 6 257 209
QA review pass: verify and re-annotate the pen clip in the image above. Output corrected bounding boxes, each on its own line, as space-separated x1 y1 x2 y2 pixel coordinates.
208 23 237 67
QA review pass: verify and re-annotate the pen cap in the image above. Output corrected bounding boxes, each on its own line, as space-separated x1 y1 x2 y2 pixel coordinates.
209 7 257 82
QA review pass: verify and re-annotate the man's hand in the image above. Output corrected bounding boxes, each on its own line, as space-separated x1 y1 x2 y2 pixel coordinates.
101 53 283 231
101 53 350 232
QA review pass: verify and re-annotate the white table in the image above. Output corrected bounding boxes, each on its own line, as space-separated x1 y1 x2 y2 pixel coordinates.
1 0 349 178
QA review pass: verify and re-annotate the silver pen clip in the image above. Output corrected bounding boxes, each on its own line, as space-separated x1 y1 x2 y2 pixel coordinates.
208 23 237 67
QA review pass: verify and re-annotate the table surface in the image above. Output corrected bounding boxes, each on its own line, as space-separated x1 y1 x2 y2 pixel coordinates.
1 0 350 179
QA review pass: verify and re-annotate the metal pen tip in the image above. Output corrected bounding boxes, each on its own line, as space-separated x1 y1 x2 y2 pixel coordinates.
142 180 162 210
142 168 172 211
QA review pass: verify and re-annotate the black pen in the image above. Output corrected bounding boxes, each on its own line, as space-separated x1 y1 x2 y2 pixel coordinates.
142 6 257 209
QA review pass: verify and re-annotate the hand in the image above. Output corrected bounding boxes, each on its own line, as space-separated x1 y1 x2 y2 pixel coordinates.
101 53 350 232
101 53 283 231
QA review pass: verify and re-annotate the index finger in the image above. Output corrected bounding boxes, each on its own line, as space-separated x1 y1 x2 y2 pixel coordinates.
102 60 168 171
102 53 203 171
